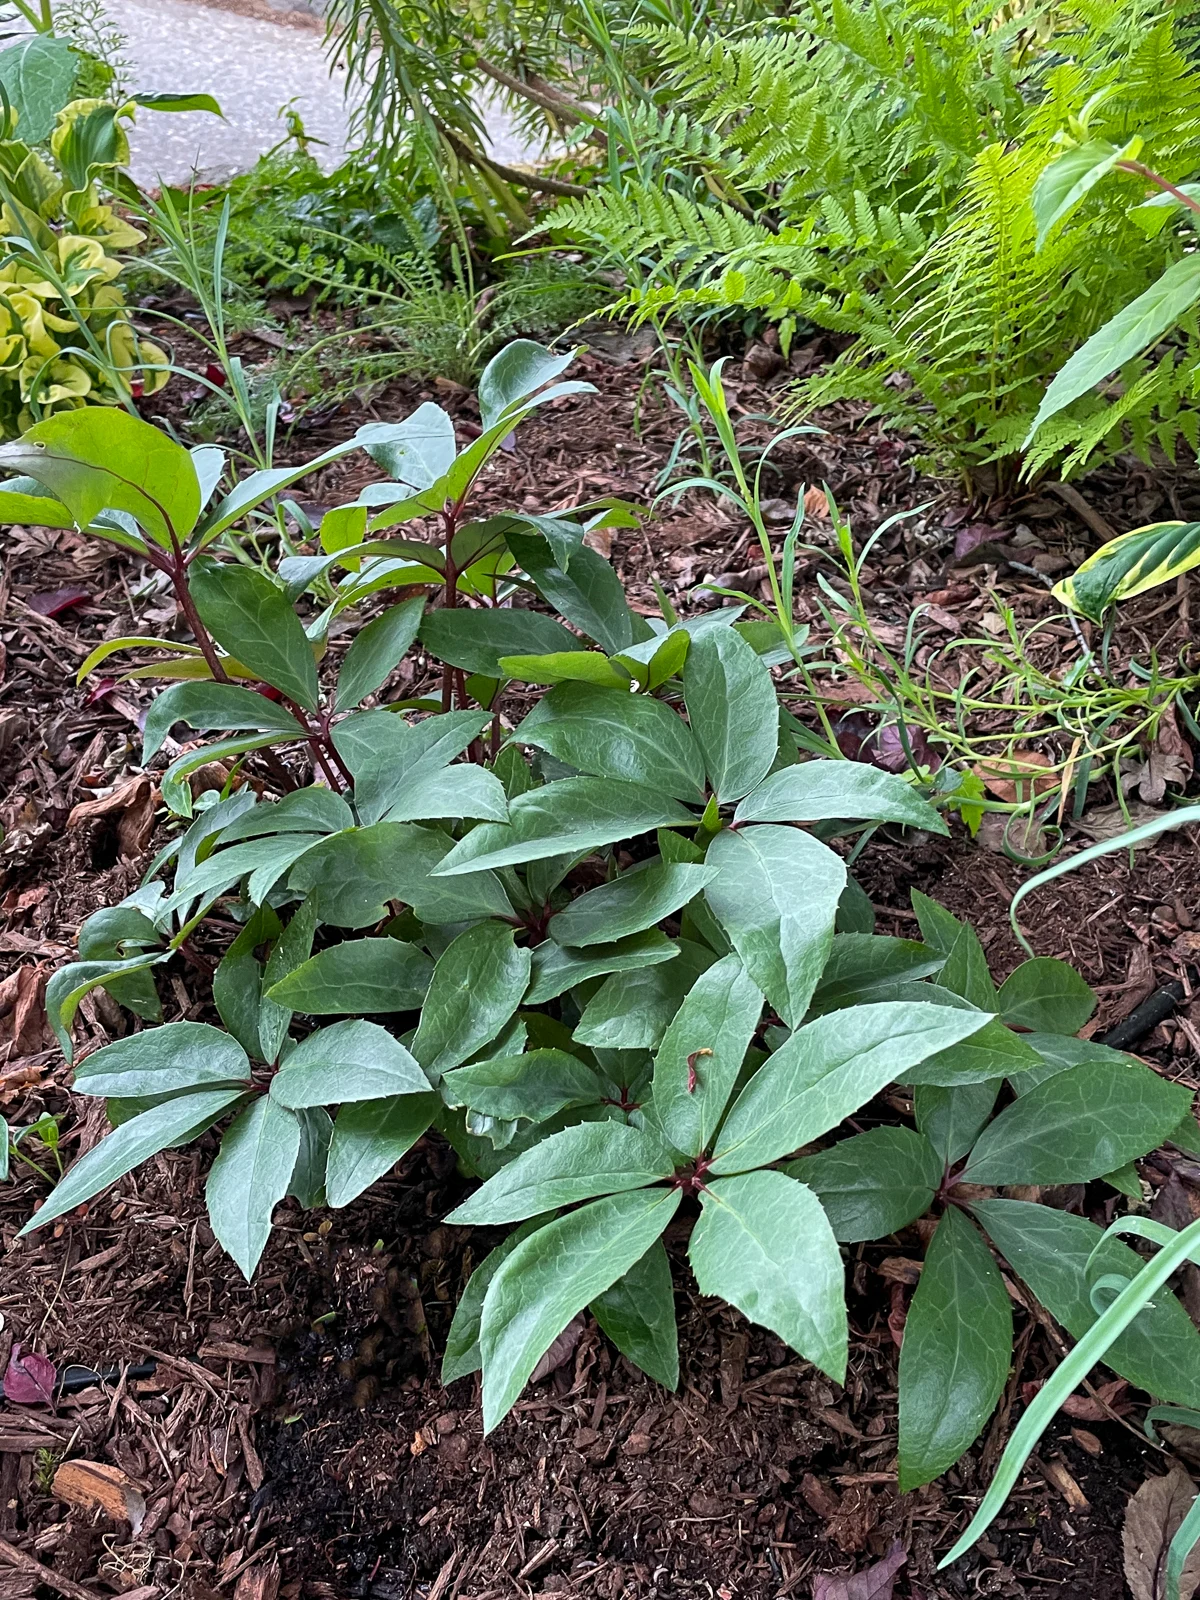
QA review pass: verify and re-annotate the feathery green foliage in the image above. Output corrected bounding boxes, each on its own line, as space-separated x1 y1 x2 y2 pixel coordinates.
545 0 1200 478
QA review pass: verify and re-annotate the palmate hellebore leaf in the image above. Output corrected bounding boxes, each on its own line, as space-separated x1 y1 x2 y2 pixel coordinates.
689 1170 847 1382
710 1001 993 1174
479 1187 681 1431
517 683 708 801
590 1239 679 1390
704 824 846 1028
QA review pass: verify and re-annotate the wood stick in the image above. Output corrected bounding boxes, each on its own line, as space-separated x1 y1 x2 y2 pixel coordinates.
0 1536 104 1600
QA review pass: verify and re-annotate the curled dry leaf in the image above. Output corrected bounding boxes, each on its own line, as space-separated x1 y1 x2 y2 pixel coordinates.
1123 1465 1200 1600
530 1314 585 1384
2 1345 56 1406
67 775 158 859
803 485 831 521
52 1459 146 1534
812 1539 906 1600
0 965 48 1063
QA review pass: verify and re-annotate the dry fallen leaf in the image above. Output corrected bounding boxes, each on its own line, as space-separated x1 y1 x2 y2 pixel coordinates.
803 485 831 521
812 1539 906 1600
973 749 1057 803
1074 800 1164 844
1158 703 1194 780
52 1459 146 1534
67 775 158 859
976 809 1053 860
3 1345 55 1405
0 965 47 1064
1124 1465 1200 1600
531 1315 585 1383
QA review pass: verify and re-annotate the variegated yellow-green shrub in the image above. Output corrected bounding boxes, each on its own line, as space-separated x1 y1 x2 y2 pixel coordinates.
0 95 167 437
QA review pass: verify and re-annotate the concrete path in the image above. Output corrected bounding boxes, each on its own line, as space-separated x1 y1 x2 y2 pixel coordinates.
59 0 534 187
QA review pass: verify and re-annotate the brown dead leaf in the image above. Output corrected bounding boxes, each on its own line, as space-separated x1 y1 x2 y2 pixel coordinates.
1074 800 1164 844
187 761 236 800
812 1539 906 1599
52 1459 146 1533
973 749 1056 803
583 526 614 559
1135 747 1192 805
1158 703 1194 779
803 485 831 521
1060 1379 1132 1420
920 604 962 633
67 775 158 859
1124 1465 1200 1600
531 1315 585 1383
0 965 47 1063
1163 1425 1200 1467
976 809 1053 860
1101 944 1157 1026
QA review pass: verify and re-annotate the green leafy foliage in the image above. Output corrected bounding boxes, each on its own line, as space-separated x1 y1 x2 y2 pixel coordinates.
898 1206 1012 1490
543 0 1200 479
20 348 1200 1485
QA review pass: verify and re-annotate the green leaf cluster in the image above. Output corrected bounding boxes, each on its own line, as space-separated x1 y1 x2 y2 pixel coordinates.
20 337 1200 1491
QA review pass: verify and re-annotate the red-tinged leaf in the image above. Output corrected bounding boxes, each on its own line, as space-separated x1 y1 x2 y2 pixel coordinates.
4 1343 57 1405
84 678 117 707
205 363 228 388
27 586 91 618
812 1541 907 1600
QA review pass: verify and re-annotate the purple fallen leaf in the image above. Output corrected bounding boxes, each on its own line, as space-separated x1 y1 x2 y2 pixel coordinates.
868 722 940 774
4 1343 57 1405
834 711 874 762
27 586 91 618
812 1540 907 1600
953 523 997 562
531 1315 585 1384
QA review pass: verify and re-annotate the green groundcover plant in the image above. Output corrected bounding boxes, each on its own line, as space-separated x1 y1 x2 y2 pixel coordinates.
7 342 1200 1506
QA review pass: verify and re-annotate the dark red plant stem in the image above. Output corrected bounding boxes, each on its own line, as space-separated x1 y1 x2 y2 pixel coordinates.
439 500 466 713
168 549 229 683
1117 159 1200 219
317 713 355 789
280 695 345 792
261 746 299 794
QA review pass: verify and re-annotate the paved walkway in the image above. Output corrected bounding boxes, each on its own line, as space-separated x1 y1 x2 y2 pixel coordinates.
64 0 532 187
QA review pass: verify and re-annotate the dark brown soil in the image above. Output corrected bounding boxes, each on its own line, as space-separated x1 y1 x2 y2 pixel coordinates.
2 335 1200 1600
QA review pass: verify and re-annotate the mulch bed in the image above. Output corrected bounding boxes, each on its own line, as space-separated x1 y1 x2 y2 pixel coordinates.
2 329 1200 1600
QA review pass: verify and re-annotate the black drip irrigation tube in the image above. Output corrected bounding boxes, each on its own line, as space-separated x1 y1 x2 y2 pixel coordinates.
1098 969 1198 1052
0 1360 158 1401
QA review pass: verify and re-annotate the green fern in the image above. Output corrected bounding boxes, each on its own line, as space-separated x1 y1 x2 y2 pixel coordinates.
542 0 1200 478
